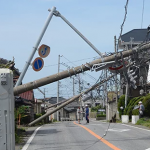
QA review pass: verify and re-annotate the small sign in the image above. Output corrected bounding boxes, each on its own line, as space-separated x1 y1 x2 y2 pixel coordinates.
38 44 50 58
32 57 44 71
98 109 105 112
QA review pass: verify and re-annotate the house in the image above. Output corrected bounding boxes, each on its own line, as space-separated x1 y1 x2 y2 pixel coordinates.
15 90 35 123
34 98 43 114
44 97 69 121
119 29 150 50
0 58 37 123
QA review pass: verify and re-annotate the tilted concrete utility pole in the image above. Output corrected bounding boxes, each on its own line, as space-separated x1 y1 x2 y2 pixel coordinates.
14 41 150 97
28 75 114 126
14 49 134 96
15 6 56 87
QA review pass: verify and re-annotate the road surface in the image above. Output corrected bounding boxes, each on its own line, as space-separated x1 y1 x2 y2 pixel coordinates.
22 119 150 150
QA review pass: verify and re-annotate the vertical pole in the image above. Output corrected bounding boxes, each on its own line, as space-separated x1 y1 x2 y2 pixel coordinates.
44 88 46 112
78 75 82 120
125 83 129 108
73 77 75 96
15 6 56 87
104 69 107 108
57 55 60 121
114 36 118 106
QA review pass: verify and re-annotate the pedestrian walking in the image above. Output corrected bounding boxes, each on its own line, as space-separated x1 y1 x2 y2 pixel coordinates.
85 105 89 123
138 101 145 118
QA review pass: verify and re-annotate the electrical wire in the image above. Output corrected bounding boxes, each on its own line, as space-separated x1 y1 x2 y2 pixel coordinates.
141 0 145 28
118 0 129 40
62 55 97 81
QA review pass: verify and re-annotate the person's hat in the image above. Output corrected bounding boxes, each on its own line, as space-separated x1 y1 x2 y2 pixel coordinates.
139 101 142 104
85 104 88 107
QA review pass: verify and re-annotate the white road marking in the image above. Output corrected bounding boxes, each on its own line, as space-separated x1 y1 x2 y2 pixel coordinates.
89 124 103 126
107 128 130 132
90 120 107 123
145 148 150 150
21 126 42 150
121 124 150 132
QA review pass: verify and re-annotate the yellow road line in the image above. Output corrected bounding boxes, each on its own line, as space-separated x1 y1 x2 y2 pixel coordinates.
73 121 121 150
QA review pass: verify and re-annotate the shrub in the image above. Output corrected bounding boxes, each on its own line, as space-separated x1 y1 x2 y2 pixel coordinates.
118 95 125 118
34 114 44 125
142 94 150 117
96 114 106 117
132 109 139 115
91 105 102 112
35 113 42 119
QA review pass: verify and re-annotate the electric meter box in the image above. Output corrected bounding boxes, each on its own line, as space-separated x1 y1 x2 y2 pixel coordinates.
0 69 15 150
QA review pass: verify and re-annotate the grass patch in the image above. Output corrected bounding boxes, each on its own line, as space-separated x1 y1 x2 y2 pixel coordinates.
116 119 121 123
136 118 150 128
15 128 26 144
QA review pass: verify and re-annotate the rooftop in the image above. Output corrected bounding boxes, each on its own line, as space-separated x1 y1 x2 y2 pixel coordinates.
121 29 150 43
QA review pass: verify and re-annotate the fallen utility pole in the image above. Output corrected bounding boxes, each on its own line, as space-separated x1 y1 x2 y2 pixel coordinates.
28 74 114 126
45 99 68 110
14 49 135 96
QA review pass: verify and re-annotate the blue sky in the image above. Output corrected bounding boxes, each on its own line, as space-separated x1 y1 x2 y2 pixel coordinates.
0 0 149 98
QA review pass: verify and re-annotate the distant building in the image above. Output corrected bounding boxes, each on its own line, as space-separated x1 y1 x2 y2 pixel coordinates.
119 29 150 50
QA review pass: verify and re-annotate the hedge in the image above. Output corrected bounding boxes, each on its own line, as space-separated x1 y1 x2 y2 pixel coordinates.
118 94 150 119
96 114 106 117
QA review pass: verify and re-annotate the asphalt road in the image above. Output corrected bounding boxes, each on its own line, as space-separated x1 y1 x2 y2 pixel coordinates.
22 119 150 150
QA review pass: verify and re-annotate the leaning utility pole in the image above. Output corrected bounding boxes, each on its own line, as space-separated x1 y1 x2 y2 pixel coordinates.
28 74 115 126
15 6 56 87
14 48 134 96
14 42 150 96
57 55 60 121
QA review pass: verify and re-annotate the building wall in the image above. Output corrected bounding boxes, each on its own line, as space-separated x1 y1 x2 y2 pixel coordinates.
69 112 76 120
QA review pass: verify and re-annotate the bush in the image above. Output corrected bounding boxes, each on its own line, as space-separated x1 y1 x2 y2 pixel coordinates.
123 94 150 119
91 105 102 112
142 94 150 117
96 114 106 117
35 113 42 119
125 97 142 119
136 118 150 128
34 114 44 126
118 95 125 118
132 109 139 115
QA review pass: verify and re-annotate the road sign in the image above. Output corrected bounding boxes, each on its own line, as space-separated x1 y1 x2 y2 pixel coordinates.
38 44 50 58
32 57 44 71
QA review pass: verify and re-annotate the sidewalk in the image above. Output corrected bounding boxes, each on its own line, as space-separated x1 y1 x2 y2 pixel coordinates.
15 126 40 150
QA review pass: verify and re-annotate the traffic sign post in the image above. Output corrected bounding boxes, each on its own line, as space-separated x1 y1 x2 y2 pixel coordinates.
32 57 44 71
38 44 50 58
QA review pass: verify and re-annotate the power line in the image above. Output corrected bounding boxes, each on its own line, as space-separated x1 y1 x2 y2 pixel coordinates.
62 55 97 81
119 0 129 40
141 0 145 28
27 56 97 70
